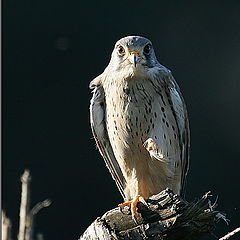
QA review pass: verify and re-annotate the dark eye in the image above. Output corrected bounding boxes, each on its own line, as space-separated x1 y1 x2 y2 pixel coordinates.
117 45 125 56
143 44 151 55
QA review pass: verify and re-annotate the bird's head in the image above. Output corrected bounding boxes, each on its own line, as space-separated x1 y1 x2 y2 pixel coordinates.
108 36 159 75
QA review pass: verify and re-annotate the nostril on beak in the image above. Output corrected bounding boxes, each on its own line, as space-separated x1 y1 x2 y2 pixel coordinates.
129 54 139 67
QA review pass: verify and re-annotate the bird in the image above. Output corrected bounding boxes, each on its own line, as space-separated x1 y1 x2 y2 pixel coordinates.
89 36 190 217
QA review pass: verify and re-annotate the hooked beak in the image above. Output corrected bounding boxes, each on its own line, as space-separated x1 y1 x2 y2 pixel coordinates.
128 52 140 67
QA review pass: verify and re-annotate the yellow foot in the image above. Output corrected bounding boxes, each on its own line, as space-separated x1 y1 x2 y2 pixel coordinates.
118 195 147 219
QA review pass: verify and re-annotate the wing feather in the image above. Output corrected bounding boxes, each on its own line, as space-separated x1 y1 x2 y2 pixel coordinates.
148 68 190 196
90 80 126 198
168 73 190 196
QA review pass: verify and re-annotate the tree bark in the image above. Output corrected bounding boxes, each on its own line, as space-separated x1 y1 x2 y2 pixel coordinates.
80 189 226 240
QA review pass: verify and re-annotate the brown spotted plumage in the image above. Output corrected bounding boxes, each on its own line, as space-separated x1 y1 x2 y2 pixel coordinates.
90 36 190 206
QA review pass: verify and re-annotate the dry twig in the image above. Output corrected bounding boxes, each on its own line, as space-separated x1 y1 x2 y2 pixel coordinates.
219 227 240 240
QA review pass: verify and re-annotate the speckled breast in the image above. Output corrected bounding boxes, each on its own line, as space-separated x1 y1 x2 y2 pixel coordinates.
104 78 157 166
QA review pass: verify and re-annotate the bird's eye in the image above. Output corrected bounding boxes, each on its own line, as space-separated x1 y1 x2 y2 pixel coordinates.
143 44 152 55
117 45 125 56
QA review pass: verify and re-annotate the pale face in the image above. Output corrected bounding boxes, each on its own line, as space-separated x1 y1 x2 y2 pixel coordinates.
109 36 158 72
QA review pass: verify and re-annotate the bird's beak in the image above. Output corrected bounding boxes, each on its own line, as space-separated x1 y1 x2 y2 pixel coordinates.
128 52 141 67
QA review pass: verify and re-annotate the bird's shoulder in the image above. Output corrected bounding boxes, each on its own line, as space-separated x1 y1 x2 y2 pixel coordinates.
89 73 105 89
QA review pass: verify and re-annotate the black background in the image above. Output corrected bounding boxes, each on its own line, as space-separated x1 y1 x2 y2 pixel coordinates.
3 1 240 240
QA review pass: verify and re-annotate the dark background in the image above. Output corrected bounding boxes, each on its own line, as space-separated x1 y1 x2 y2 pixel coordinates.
3 1 240 240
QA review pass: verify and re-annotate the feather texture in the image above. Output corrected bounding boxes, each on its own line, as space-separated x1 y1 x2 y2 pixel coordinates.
89 36 190 200
90 79 126 198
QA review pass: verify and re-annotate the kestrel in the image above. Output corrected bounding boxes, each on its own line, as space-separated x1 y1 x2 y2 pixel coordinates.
90 36 190 216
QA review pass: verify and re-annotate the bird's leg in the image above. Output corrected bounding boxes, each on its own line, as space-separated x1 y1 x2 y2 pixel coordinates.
143 138 165 161
118 195 146 217
143 138 157 152
118 181 148 220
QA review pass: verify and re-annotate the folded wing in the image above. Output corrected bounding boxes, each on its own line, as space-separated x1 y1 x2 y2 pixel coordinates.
90 79 126 198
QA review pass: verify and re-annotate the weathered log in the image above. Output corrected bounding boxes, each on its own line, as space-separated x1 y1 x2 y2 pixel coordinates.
80 189 226 240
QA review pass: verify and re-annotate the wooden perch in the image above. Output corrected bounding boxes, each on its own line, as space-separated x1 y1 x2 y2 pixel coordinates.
80 189 226 240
